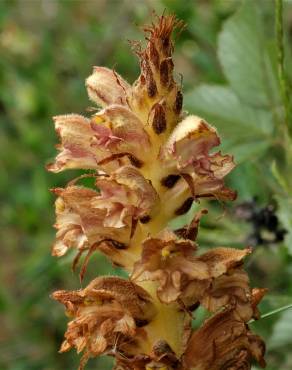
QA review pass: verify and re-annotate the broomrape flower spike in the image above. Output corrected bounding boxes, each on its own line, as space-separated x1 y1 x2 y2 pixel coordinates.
48 15 266 370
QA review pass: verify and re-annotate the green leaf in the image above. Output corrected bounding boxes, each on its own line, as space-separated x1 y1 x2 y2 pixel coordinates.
185 84 273 161
228 161 269 200
217 1 279 108
271 161 289 193
269 306 292 349
275 195 292 255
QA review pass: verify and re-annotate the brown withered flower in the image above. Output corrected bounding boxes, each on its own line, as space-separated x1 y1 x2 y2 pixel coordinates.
49 14 267 370
52 277 156 369
132 227 252 306
183 309 266 370
201 269 267 322
160 116 236 201
52 165 159 270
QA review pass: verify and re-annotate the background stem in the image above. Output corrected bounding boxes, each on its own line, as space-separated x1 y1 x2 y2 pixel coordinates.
275 0 292 135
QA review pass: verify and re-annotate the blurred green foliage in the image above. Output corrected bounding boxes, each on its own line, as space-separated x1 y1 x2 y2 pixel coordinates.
1 1 292 370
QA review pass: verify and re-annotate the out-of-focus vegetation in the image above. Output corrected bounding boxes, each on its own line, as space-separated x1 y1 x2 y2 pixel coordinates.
1 1 292 369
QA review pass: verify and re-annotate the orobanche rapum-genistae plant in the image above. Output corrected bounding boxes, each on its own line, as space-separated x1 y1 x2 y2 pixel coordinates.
48 15 267 370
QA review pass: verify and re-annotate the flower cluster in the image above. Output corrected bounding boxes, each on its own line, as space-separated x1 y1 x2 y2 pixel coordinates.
49 15 266 370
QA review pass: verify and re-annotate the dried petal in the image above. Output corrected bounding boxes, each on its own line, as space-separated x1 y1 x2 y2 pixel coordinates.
83 276 157 320
251 288 268 320
132 229 202 303
92 104 150 154
163 116 220 168
52 277 156 360
52 166 160 272
201 268 255 321
93 166 159 224
52 186 131 260
197 247 252 278
86 67 130 107
180 248 253 311
188 151 236 200
47 114 105 173
133 230 251 305
160 115 236 201
48 110 148 173
183 309 266 370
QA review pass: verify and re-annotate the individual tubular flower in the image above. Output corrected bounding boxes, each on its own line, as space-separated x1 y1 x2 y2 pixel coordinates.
200 268 267 322
49 14 267 370
92 165 159 226
160 115 236 201
47 105 150 173
52 277 156 368
52 165 158 269
86 67 130 108
183 309 266 370
51 185 130 259
131 226 252 305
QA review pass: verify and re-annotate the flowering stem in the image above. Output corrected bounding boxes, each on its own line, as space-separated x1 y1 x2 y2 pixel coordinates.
49 15 267 370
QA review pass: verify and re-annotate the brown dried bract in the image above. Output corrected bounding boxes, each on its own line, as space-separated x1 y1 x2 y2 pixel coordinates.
183 309 266 370
132 225 252 306
52 276 157 367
